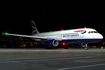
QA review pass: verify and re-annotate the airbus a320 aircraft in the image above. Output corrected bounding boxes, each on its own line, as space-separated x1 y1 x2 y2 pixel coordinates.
2 20 103 49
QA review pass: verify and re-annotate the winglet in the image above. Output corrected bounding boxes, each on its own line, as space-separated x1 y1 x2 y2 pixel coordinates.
2 32 4 35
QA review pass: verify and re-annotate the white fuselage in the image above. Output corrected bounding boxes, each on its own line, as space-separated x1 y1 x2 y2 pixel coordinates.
33 28 103 43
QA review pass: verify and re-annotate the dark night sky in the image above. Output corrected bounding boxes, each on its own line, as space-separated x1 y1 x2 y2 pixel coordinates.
0 2 105 40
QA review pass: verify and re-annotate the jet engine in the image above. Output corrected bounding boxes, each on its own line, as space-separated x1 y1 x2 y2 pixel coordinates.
45 39 59 47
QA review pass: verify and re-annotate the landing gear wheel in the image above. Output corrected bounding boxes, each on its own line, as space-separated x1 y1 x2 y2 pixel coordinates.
85 47 88 50
81 43 88 50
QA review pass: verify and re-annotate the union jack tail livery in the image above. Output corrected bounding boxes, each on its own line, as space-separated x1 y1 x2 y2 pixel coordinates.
31 20 39 35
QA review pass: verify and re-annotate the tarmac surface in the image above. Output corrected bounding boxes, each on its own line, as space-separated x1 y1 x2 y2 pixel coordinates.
0 48 105 70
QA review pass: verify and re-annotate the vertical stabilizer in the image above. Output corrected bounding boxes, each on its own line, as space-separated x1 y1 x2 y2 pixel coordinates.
31 20 39 35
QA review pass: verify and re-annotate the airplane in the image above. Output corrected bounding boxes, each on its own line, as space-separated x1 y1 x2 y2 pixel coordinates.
2 20 103 49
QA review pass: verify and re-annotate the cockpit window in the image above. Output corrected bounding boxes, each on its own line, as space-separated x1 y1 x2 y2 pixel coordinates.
88 31 98 33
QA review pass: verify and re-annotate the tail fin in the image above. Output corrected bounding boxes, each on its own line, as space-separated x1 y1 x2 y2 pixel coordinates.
31 20 39 35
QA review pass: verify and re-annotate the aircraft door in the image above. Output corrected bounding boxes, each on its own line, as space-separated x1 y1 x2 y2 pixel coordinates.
80 33 84 38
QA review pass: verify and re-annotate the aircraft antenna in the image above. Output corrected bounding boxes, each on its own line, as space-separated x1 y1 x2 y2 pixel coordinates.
84 26 86 29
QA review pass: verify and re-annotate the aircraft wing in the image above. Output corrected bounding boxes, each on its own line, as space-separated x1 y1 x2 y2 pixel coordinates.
2 33 62 40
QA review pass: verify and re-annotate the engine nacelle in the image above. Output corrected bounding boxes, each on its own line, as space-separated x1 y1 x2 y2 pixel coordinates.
45 39 59 47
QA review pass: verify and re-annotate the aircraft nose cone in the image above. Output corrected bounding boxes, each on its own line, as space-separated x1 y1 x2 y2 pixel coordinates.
93 34 103 39
100 34 103 39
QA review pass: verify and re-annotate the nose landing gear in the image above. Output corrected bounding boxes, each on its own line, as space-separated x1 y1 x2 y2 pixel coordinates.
81 43 88 50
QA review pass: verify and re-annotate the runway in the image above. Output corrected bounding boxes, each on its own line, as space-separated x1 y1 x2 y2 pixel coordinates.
0 48 105 70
